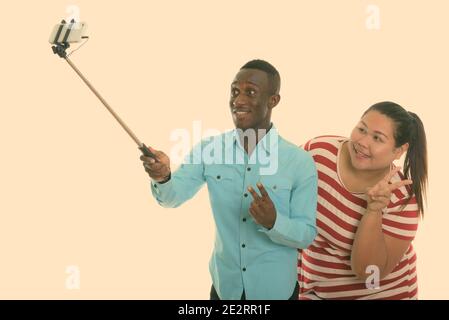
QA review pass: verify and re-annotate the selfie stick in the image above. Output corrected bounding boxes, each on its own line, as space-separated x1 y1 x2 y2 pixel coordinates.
51 19 157 160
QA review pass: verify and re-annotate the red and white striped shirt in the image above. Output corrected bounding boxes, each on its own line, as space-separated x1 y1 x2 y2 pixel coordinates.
298 136 420 300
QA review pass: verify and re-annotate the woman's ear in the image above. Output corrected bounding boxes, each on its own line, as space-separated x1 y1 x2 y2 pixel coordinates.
394 142 409 160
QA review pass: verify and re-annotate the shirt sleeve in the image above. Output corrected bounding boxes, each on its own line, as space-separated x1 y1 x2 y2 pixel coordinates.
150 142 205 208
382 188 420 241
263 151 318 249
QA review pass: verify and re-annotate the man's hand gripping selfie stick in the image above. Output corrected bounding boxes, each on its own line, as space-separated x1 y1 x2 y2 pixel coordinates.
50 19 157 160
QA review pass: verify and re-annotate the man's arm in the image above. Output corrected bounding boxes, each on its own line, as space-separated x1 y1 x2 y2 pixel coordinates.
141 143 205 208
249 155 318 249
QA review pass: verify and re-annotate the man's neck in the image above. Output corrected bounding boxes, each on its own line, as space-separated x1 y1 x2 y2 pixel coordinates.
238 123 273 155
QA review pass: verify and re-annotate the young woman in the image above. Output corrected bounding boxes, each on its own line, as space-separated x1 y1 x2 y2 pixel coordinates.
298 101 428 299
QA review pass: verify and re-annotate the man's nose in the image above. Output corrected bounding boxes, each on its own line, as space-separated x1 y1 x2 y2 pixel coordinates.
232 94 248 107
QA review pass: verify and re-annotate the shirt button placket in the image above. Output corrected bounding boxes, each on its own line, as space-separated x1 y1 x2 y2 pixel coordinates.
241 165 252 277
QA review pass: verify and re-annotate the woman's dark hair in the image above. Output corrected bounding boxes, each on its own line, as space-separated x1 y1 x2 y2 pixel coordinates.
363 101 428 216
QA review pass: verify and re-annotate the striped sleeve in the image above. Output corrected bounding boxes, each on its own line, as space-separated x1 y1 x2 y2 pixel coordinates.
382 187 419 241
302 136 343 153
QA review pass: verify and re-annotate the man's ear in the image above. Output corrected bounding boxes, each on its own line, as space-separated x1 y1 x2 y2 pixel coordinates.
394 142 409 160
269 94 281 109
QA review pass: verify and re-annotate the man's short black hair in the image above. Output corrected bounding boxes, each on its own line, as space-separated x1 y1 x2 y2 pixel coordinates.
240 59 281 95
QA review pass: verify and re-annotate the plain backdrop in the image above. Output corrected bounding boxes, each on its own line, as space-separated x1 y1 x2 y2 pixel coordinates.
0 0 447 299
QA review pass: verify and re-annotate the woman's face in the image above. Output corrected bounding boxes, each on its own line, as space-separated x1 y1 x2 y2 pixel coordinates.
347 110 407 171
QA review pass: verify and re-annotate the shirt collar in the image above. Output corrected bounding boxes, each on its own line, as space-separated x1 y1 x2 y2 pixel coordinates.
228 123 279 155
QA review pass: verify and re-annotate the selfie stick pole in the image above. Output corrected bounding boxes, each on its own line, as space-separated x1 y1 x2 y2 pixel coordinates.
51 20 157 159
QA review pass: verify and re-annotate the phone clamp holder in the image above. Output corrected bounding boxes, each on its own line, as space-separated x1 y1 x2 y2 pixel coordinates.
51 19 75 58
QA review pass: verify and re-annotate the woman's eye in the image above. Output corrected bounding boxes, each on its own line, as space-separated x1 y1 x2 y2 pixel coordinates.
358 127 366 133
373 135 383 142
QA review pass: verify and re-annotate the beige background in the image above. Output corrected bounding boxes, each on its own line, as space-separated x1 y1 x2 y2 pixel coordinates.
0 0 447 299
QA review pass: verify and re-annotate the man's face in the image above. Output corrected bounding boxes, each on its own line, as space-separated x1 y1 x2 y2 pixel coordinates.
229 69 275 131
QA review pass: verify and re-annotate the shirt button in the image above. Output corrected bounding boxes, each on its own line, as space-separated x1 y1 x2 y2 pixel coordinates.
242 244 246 248
153 184 158 188
242 268 246 272
273 185 277 190
247 167 251 171
216 175 221 180
242 218 247 222
244 193 248 197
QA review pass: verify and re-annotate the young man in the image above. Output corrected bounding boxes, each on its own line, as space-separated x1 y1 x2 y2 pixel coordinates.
140 60 317 300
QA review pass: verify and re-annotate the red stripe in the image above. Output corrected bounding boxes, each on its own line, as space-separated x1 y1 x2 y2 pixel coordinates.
314 154 337 172
389 197 417 207
303 140 311 151
306 244 351 261
375 279 417 300
385 210 419 218
300 262 353 279
309 141 339 156
318 171 367 208
397 171 414 197
317 202 357 235
409 286 418 298
317 219 354 246
408 252 417 264
392 184 406 199
382 228 415 241
382 218 418 231
318 188 362 222
302 251 351 270
313 239 351 254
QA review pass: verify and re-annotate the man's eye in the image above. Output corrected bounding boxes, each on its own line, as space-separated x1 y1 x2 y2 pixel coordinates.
358 127 366 133
248 90 256 95
231 89 239 96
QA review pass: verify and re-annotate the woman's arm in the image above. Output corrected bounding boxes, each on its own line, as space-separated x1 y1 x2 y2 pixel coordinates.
351 208 412 280
351 167 413 280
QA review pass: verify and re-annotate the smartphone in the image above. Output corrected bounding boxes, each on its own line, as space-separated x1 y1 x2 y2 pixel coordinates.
49 21 88 44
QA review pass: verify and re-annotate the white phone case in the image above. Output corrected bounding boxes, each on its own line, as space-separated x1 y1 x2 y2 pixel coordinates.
49 22 88 44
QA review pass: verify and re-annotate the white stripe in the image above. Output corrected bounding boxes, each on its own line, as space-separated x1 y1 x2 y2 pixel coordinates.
317 227 352 251
383 211 420 225
299 292 322 300
306 249 352 266
312 147 337 163
301 255 354 276
382 224 417 238
317 167 367 211
312 237 351 258
317 212 355 241
300 267 354 283
318 194 360 231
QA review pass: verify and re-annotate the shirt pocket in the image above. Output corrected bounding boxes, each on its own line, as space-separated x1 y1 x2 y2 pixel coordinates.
204 165 238 194
259 176 292 216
